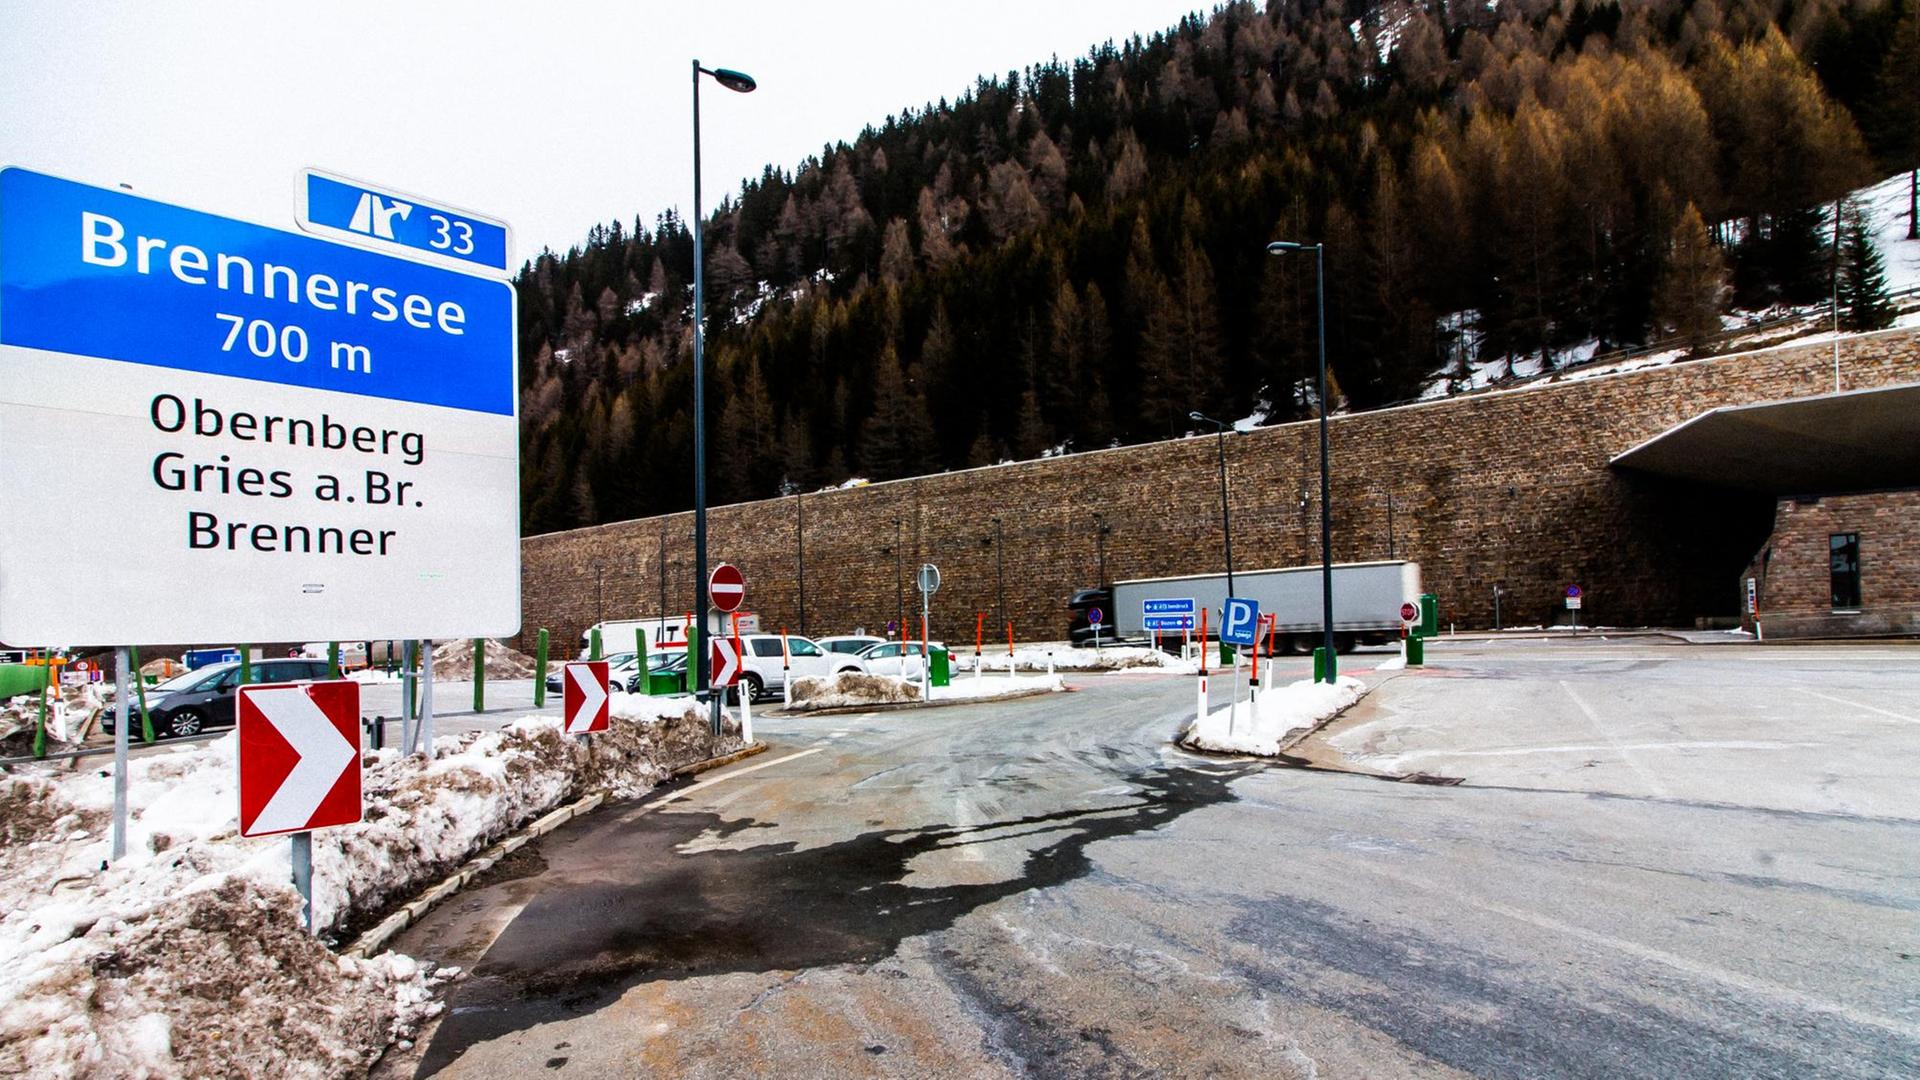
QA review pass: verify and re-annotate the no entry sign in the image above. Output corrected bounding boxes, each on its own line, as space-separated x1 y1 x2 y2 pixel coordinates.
238 680 362 838
708 563 745 613
562 660 609 735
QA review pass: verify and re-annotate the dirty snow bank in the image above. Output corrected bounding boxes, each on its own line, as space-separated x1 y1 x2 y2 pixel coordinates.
0 682 111 754
787 671 923 709
964 644 1197 674
0 693 737 1076
1178 676 1367 757
431 638 537 681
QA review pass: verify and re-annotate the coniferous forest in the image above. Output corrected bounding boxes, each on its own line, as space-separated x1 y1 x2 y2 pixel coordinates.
515 0 1920 533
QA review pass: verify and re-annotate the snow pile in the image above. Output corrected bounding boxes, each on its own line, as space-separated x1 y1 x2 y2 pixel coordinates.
1 681 111 753
787 672 923 710
1179 676 1367 757
964 644 1197 674
430 638 537 681
0 694 737 1075
930 673 1065 701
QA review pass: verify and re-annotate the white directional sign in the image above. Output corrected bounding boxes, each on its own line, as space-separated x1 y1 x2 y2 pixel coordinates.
711 637 742 688
0 167 519 645
562 661 609 735
238 681 362 837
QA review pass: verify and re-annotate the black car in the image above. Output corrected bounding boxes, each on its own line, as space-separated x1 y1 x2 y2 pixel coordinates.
100 658 331 739
1066 586 1114 646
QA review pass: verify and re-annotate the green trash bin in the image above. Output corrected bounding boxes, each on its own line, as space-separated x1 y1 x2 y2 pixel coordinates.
646 671 684 696
1418 594 1438 638
1406 636 1424 667
929 647 951 687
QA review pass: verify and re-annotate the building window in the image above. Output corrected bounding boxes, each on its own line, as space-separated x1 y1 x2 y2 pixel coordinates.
1829 533 1861 610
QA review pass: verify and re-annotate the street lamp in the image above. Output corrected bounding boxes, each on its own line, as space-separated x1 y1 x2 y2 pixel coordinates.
1188 412 1236 599
1092 511 1111 587
1267 239 1335 680
892 517 904 637
690 59 756 732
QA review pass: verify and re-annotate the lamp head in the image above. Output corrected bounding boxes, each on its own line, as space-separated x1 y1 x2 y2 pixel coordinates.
711 67 757 93
1267 241 1307 254
1188 411 1206 421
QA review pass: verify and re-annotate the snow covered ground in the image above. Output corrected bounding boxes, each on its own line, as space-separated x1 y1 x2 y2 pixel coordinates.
1178 676 1368 757
0 692 737 1076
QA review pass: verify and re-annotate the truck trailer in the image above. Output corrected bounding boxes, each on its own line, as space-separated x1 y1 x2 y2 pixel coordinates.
1087 561 1421 653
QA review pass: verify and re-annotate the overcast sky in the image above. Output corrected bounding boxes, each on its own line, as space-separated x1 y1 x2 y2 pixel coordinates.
2 1 1204 266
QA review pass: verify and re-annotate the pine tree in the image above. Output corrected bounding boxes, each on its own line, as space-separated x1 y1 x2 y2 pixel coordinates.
1873 1 1920 239
1836 199 1897 331
858 343 939 479
1652 203 1730 352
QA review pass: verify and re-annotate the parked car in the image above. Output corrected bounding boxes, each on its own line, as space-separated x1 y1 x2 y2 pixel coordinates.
857 640 946 679
544 651 637 695
625 650 689 694
99 658 330 739
817 635 885 656
732 634 866 701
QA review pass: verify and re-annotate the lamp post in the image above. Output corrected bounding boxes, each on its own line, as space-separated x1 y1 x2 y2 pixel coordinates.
1092 511 1110 587
892 517 904 637
690 59 756 732
1188 412 1236 599
1267 240 1335 680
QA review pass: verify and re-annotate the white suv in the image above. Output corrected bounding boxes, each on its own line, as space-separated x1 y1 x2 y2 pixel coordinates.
731 634 866 701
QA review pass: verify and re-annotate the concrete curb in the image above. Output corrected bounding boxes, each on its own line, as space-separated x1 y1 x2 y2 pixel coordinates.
769 684 1066 718
340 740 768 959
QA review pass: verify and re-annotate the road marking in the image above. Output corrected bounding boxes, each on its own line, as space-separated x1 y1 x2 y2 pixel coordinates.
1559 680 1669 798
1793 687 1920 725
663 747 825 806
1359 860 1920 1041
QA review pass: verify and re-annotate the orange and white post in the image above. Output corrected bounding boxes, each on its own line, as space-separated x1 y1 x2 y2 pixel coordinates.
974 612 985 679
731 612 751 743
1195 607 1210 732
780 627 792 706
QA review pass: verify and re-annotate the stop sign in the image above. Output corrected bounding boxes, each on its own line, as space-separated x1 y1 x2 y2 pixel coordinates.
1400 602 1418 622
708 563 745 613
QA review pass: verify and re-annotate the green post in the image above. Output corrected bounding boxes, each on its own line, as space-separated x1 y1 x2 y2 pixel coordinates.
1312 645 1339 683
533 629 550 708
636 629 650 695
589 627 603 662
33 658 48 759
239 646 252 686
472 638 485 713
687 622 700 699
129 645 154 743
1419 594 1438 638
326 642 341 679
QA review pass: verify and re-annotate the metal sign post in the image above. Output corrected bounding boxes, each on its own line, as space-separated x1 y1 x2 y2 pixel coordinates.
110 646 130 864
917 564 940 699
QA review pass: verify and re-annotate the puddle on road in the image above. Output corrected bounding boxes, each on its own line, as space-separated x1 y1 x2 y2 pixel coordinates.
418 762 1252 1075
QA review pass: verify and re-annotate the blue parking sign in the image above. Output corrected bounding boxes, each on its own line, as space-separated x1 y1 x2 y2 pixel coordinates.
1221 598 1261 646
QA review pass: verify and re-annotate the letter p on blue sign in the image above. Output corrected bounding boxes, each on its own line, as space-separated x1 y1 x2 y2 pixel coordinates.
1221 598 1260 646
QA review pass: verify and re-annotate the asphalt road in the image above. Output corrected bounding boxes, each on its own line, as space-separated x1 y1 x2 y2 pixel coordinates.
388 639 1920 1078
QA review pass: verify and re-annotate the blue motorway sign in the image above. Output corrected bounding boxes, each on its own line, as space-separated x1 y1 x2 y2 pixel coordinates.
1221 597 1261 646
0 168 513 414
1142 596 1196 631
299 171 510 273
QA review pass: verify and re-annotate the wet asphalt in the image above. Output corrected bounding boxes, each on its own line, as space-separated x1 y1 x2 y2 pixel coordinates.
392 645 1920 1078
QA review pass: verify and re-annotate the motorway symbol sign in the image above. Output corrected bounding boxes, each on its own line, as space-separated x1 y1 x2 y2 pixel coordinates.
1142 597 1197 631
1087 606 1104 627
709 563 745 613
296 169 511 274
1401 602 1418 622
0 167 520 646
238 680 362 838
562 661 609 735
711 636 742 687
917 563 941 595
1221 598 1261 647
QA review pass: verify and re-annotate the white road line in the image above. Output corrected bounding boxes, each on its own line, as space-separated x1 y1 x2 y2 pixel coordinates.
1793 687 1920 725
1358 860 1920 1041
1559 680 1670 798
1390 740 1819 760
663 747 825 806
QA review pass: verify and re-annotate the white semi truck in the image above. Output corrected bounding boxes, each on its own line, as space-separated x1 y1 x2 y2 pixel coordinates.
1100 560 1422 653
579 612 761 658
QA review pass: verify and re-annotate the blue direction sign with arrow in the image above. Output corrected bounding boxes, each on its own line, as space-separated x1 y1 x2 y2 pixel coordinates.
1142 597 1196 631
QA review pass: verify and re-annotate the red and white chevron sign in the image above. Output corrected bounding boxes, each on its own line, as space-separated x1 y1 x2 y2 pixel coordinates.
711 636 742 687
563 660 610 734
238 681 362 838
